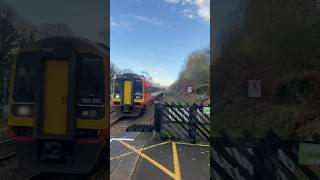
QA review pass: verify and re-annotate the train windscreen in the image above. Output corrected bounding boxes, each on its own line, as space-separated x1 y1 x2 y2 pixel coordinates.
114 78 122 95
79 58 104 104
13 58 37 102
134 79 143 95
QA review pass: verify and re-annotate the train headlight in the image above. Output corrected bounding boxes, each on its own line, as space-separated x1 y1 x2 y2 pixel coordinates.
76 129 101 138
78 107 104 119
81 110 89 116
115 94 120 98
89 110 97 117
12 104 34 116
134 95 142 99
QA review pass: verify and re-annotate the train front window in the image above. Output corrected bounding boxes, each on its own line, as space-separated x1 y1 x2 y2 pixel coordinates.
13 59 37 102
79 58 104 104
134 79 142 95
114 78 121 95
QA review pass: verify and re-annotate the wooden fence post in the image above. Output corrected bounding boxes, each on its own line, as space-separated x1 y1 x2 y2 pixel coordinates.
154 102 162 133
189 104 197 143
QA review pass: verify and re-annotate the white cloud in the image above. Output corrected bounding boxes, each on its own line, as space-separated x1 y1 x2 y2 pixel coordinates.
111 15 165 30
110 16 133 30
165 0 210 23
132 15 164 26
110 16 118 27
165 0 181 3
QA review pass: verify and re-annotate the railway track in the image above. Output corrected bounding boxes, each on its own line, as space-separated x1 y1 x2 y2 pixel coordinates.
110 111 123 125
0 138 17 162
110 103 156 139
26 160 109 180
0 152 17 161
0 138 13 145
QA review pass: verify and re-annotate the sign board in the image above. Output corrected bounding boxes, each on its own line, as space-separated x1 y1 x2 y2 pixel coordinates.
203 106 210 115
298 143 320 165
187 86 192 93
248 80 261 97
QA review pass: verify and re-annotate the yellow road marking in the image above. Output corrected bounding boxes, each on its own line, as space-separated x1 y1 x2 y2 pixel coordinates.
142 141 171 150
110 141 170 160
172 142 182 180
110 150 135 160
119 140 176 179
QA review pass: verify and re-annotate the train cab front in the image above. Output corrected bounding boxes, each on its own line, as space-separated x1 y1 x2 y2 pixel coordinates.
7 37 109 174
112 75 144 117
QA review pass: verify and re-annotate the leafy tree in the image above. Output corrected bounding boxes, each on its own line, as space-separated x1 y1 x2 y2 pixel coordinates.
169 48 210 95
212 0 320 137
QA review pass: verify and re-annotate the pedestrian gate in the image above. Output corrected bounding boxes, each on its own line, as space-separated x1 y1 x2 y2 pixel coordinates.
153 102 210 143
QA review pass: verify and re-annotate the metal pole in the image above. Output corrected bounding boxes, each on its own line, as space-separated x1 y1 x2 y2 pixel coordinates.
251 100 256 135
2 76 7 121
4 76 7 105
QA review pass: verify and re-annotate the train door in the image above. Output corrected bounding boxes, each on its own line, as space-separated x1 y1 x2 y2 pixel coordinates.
123 80 132 105
43 60 68 135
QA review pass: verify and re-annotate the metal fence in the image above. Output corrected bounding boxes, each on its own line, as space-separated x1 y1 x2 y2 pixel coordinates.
211 129 320 180
153 102 210 143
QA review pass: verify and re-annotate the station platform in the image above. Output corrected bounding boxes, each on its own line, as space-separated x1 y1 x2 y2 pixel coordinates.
110 132 210 180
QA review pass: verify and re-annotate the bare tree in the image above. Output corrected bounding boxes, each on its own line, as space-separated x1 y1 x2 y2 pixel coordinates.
110 63 120 80
0 1 19 67
121 69 133 74
14 17 38 47
140 70 153 81
38 23 74 39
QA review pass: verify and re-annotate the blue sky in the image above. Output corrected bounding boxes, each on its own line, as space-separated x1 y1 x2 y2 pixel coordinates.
111 0 210 86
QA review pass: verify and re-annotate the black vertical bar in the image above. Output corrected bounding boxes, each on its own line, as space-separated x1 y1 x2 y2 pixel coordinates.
189 104 197 143
131 77 134 106
120 79 124 105
34 54 44 139
154 102 162 132
66 52 77 140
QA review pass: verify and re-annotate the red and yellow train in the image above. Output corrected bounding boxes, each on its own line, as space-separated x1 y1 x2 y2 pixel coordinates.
7 36 109 174
111 73 164 117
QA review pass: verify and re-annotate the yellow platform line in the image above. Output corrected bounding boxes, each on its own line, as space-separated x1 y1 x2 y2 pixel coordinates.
110 141 170 160
172 142 182 180
119 140 176 179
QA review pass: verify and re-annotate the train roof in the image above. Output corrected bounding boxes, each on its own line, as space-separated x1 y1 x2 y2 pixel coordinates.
115 73 164 89
118 73 146 79
19 36 109 57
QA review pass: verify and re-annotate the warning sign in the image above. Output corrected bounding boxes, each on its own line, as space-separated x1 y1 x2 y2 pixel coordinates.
187 86 192 93
203 106 210 115
299 143 320 165
248 80 261 97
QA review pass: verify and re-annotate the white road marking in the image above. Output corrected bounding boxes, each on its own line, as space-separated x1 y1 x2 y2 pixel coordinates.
110 138 135 142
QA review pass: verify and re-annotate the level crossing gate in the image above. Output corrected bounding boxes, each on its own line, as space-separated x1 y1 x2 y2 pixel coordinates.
211 129 320 180
153 102 210 143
